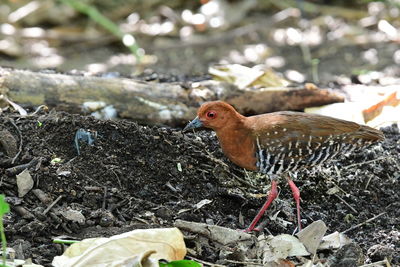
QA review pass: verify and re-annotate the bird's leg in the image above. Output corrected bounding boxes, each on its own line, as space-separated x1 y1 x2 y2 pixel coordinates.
245 180 278 232
287 178 302 231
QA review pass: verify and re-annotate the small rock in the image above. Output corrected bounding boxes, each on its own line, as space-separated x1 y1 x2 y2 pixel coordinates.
206 218 214 225
16 169 34 197
99 210 115 227
367 244 394 261
86 220 95 226
57 170 71 177
155 207 173 220
380 123 399 135
32 189 51 204
19 220 45 233
0 130 18 157
32 207 47 221
328 243 365 267
12 239 32 260
14 206 35 220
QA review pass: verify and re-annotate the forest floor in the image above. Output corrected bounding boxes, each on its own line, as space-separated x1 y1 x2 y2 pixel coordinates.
0 100 399 266
1 1 400 266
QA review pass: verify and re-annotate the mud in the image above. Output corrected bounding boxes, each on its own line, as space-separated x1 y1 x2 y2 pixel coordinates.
0 110 399 265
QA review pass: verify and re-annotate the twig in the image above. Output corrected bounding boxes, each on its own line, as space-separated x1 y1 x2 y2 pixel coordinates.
224 259 264 266
5 158 38 176
43 195 63 215
30 105 47 116
323 183 357 212
53 239 80 245
343 157 387 169
8 118 23 164
84 186 103 192
204 150 258 189
132 217 150 225
186 256 225 267
102 186 107 209
108 198 128 212
342 212 387 234
330 182 351 196
110 168 122 188
332 165 342 180
230 171 258 189
333 194 358 214
204 150 229 169
365 174 374 190
253 218 273 235
359 258 391 267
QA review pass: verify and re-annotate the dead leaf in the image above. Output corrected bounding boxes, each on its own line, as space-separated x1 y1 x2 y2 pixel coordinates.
296 220 327 255
305 103 365 124
258 234 309 264
194 199 212 209
174 220 253 246
318 231 352 250
52 228 186 267
3 96 28 116
209 64 289 89
59 208 86 224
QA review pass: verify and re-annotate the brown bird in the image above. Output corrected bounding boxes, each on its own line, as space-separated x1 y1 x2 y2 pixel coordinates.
184 101 384 232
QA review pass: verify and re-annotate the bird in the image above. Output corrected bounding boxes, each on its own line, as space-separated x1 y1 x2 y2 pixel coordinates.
183 101 384 232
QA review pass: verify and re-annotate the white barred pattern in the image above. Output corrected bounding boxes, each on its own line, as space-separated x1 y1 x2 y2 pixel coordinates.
255 133 367 175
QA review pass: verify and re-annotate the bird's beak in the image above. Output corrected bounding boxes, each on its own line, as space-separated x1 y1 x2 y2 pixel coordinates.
183 116 203 132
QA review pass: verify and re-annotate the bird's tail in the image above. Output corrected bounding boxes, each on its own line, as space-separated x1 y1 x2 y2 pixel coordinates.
356 125 385 141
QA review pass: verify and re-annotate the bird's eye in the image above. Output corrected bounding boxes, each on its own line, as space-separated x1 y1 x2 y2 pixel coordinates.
206 111 217 119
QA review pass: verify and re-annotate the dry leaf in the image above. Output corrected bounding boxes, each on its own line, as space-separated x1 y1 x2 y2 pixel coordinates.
209 64 289 89
318 231 352 250
258 234 309 264
52 228 186 267
296 220 327 255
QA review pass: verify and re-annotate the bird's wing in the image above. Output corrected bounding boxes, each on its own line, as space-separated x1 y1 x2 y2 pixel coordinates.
248 111 382 174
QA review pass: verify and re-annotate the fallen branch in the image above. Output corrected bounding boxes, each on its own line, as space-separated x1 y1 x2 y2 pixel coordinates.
8 118 22 164
0 67 344 125
342 212 387 234
43 195 63 215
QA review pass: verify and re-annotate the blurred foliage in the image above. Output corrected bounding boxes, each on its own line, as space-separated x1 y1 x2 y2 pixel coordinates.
0 0 398 77
59 0 142 61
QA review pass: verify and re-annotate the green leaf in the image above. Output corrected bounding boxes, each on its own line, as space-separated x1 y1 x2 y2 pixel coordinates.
159 260 202 267
0 195 9 217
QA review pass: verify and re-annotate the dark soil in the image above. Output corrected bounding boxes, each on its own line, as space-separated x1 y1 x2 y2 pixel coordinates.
0 108 399 266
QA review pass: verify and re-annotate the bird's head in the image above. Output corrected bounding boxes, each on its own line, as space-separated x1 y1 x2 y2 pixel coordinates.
183 101 240 132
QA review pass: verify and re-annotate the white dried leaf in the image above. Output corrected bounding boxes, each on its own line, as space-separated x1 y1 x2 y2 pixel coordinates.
194 199 212 209
52 228 186 267
296 220 327 255
16 169 34 197
318 231 352 250
258 234 309 263
60 209 86 224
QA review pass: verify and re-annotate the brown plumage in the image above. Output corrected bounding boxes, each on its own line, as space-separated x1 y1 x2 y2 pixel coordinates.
184 101 384 231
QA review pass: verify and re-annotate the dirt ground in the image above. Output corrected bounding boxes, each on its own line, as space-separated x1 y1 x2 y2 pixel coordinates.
0 104 399 266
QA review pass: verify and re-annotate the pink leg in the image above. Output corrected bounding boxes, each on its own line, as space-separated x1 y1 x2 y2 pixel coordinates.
245 180 278 232
287 179 302 231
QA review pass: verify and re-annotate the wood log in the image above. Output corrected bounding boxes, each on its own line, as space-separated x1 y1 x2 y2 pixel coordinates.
191 80 344 115
0 67 344 125
0 67 194 125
